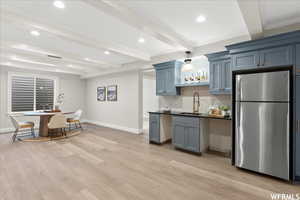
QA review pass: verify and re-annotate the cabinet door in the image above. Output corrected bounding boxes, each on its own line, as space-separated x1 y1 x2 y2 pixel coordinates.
260 46 293 68
165 68 176 94
172 123 185 149
156 69 166 95
184 126 200 153
149 114 160 143
295 76 300 179
209 61 222 93
222 60 232 93
232 51 259 70
296 44 300 75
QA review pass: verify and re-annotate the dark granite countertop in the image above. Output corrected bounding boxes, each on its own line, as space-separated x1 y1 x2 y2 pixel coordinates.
149 111 232 120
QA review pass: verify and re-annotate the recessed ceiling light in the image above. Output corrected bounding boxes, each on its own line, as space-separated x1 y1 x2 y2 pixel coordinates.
138 38 145 43
104 51 110 55
5 62 12 65
30 30 40 36
196 15 206 23
84 58 90 61
53 1 65 9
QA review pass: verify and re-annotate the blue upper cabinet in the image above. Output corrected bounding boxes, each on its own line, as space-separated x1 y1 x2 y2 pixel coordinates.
231 51 260 70
205 51 232 95
231 45 293 71
259 46 293 68
153 60 182 96
226 31 300 71
296 44 300 75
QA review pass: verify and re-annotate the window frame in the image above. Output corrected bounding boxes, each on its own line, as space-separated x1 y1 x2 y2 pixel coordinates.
8 72 59 114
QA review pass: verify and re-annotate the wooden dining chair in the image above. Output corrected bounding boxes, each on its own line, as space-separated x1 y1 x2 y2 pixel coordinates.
48 113 67 138
67 109 83 131
9 115 35 142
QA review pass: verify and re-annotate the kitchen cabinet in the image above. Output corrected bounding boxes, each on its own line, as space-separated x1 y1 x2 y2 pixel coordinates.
149 113 160 143
172 116 207 153
223 60 232 93
259 46 293 68
153 61 182 96
231 45 293 71
232 51 260 70
296 44 300 75
206 51 232 95
209 61 222 93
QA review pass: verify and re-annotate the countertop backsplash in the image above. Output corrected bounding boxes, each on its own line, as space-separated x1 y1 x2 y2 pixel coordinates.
159 86 232 113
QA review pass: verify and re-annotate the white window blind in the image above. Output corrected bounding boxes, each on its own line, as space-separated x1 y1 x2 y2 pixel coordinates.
11 76 34 112
10 75 55 112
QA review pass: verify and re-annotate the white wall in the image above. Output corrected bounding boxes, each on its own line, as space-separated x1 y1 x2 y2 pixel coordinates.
85 71 143 134
0 66 86 133
143 75 159 119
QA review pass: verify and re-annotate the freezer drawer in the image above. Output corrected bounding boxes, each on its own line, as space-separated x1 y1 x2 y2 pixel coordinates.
236 71 290 102
235 102 289 180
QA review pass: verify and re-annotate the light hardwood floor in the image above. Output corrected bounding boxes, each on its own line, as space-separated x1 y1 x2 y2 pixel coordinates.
0 124 299 200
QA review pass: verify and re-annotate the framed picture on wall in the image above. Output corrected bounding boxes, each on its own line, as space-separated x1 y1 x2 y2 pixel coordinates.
107 85 117 101
97 86 106 101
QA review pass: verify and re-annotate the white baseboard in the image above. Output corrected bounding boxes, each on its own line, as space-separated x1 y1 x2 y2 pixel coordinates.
0 127 14 134
84 119 142 134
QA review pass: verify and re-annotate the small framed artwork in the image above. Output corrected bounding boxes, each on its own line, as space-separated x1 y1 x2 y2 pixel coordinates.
107 85 117 101
97 87 106 101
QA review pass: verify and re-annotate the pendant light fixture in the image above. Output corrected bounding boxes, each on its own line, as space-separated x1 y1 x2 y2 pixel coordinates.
182 51 193 72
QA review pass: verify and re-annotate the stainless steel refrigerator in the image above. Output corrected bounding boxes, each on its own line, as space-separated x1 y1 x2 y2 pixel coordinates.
235 70 290 180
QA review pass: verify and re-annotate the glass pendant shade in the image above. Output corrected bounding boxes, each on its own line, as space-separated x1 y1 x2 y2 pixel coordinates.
182 62 193 72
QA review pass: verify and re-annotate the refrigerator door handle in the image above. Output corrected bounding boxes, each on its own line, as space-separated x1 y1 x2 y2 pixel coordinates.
236 76 242 101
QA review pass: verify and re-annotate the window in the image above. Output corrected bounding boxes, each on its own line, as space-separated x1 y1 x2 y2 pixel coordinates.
10 74 56 112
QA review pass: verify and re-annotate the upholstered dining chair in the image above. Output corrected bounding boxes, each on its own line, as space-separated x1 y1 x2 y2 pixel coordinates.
67 109 83 131
48 113 67 138
9 115 35 142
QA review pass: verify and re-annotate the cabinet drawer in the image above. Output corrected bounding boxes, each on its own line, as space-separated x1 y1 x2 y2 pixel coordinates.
260 45 293 68
172 116 199 128
232 51 259 70
296 44 300 75
149 113 160 122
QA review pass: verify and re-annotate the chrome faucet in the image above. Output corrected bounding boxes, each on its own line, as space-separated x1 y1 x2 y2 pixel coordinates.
193 92 200 113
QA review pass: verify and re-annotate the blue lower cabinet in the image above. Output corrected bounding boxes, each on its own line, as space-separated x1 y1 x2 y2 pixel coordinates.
172 122 185 149
296 44 300 75
149 114 160 143
172 116 201 153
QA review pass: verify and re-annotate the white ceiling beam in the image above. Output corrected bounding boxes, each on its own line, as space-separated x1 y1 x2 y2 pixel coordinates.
1 9 151 61
236 0 264 40
0 41 120 70
264 22 300 37
0 54 87 74
0 61 83 76
82 35 250 79
81 0 193 50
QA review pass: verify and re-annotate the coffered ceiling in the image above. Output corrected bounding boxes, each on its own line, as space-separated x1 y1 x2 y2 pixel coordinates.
0 0 300 78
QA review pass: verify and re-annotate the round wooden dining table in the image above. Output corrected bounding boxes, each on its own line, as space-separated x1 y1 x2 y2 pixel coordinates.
23 112 74 137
